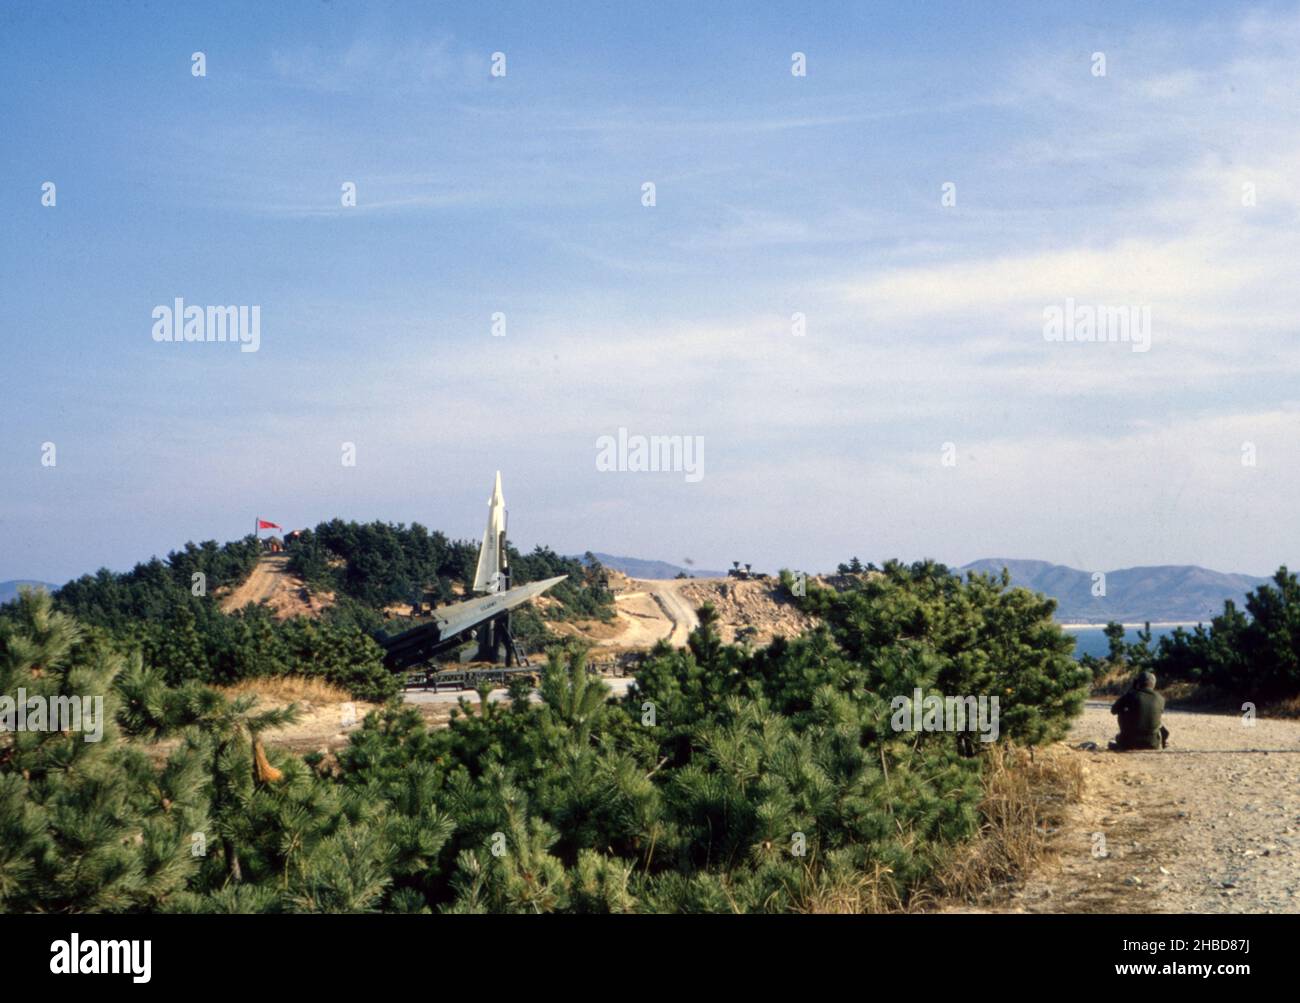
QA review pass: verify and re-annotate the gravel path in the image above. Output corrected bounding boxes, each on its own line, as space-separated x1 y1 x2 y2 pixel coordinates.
643 580 700 647
603 580 700 648
1002 700 1300 913
219 554 290 612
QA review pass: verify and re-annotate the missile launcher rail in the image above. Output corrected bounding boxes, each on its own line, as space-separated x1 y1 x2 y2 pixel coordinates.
403 665 541 692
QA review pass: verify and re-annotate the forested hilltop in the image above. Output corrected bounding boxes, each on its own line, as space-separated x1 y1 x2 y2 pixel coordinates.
283 520 614 624
39 523 615 703
0 561 1090 913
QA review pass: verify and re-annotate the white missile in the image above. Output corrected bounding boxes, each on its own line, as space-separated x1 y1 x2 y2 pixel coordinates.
473 470 508 593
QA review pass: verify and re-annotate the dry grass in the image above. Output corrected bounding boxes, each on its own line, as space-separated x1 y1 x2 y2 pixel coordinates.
792 743 1085 913
1164 683 1300 718
1266 692 1300 716
930 744 1085 907
221 676 353 705
1090 664 1135 696
1091 666 1200 701
1093 670 1300 719
796 860 907 915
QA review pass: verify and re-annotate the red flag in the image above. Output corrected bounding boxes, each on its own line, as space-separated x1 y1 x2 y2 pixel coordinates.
257 519 282 530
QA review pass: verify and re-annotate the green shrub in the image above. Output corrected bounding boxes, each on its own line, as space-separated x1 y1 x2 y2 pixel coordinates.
2 560 1090 914
1153 567 1300 699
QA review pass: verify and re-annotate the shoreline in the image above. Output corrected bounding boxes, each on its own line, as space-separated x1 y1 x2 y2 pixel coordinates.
1058 621 1202 629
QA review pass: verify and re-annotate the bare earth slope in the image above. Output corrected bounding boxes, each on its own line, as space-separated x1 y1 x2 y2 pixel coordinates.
576 578 701 649
642 579 701 646
579 577 816 651
218 554 334 618
987 701 1300 913
675 578 817 645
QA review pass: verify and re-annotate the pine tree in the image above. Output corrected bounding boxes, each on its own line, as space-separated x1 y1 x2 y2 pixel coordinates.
114 653 299 884
152 601 209 685
0 590 207 912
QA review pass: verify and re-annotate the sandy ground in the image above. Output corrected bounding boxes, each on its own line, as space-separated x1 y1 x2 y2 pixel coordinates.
258 695 388 755
597 579 701 648
647 580 703 646
984 701 1300 913
403 676 636 707
220 560 796 656
244 678 638 758
219 554 288 610
676 577 817 645
218 554 334 618
593 576 818 649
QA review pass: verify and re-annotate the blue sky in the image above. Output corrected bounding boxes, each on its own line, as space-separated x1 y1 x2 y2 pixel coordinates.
3 0 1300 582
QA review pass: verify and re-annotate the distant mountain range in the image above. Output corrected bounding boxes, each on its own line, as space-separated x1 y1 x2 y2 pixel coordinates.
580 554 729 580
0 580 57 605
961 559 1269 624
583 554 1269 624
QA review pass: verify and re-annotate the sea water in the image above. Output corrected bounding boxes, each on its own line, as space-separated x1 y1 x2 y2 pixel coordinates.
1064 625 1184 660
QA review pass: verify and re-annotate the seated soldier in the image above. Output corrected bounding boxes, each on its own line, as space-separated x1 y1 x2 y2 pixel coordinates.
1108 671 1170 751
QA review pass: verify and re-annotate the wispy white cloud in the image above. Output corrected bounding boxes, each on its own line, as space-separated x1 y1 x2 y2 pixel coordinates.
270 34 483 94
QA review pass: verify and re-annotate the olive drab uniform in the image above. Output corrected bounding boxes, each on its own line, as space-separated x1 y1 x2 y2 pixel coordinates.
1110 687 1167 750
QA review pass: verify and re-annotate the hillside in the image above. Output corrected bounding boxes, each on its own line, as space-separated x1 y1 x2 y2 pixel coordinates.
217 553 335 618
582 553 728 580
0 580 55 605
963 558 1269 624
28 545 1270 631
43 526 615 696
554 574 822 652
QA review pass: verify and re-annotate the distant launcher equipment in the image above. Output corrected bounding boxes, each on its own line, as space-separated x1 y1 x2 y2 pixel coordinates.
376 575 566 672
727 561 770 581
374 472 564 672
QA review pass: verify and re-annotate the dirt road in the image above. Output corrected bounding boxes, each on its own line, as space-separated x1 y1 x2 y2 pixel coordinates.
218 554 332 618
220 554 291 612
403 676 636 707
602 579 700 648
995 701 1300 913
643 579 700 646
